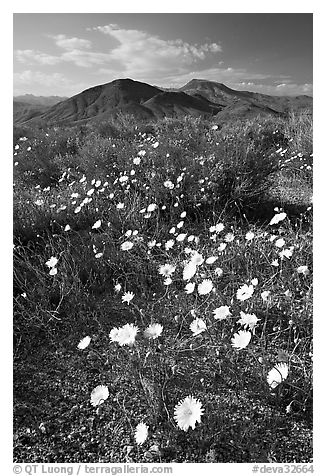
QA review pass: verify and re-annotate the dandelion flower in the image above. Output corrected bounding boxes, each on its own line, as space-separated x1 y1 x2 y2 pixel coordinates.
231 330 252 349
46 256 58 268
174 396 204 431
185 282 195 294
135 422 148 445
164 277 172 286
236 284 254 301
144 323 163 340
190 318 207 335
78 336 91 350
159 264 176 277
121 241 134 251
267 363 289 389
116 202 124 209
237 312 260 331
197 279 213 295
133 157 141 165
251 278 258 286
213 306 231 320
90 385 109 406
122 291 134 305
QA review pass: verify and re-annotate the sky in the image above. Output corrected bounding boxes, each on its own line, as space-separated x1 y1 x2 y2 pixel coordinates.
13 13 313 97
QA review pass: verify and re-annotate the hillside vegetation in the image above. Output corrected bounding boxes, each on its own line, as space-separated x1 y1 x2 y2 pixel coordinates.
13 112 313 463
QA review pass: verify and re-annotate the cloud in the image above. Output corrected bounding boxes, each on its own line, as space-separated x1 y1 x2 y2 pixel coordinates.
51 34 92 50
15 49 61 65
93 24 222 77
13 70 90 96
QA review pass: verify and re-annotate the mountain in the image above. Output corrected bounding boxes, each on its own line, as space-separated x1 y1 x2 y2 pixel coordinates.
14 78 312 126
13 94 68 107
13 101 48 123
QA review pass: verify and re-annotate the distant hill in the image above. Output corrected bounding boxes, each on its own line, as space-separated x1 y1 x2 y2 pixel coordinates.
13 78 312 126
13 94 68 107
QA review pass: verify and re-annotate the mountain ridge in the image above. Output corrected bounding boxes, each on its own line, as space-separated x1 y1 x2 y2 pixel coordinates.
13 78 312 126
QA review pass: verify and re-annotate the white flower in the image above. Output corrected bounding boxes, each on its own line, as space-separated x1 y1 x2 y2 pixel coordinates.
213 306 231 320
261 291 271 302
206 256 218 264
183 262 197 281
164 277 172 286
236 284 254 301
121 292 134 305
225 233 235 242
271 259 279 267
218 242 227 252
237 311 260 331
90 385 109 406
92 220 102 229
185 282 195 294
152 141 159 148
190 318 207 336
144 323 163 340
46 256 58 268
49 268 58 276
190 252 204 266
174 396 204 431
231 330 252 349
165 239 175 250
279 247 294 260
159 264 176 277
114 283 122 293
267 363 289 389
135 422 148 445
275 238 285 248
214 267 223 277
197 279 213 295
78 336 91 350
147 203 157 212
176 233 187 242
164 180 174 189
115 323 138 346
251 278 258 286
64 224 71 232
245 231 255 241
297 265 310 276
133 157 141 165
269 212 287 225
116 202 124 209
121 241 134 251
